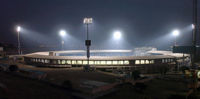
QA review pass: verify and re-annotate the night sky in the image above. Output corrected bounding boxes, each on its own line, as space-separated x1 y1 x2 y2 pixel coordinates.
0 0 199 51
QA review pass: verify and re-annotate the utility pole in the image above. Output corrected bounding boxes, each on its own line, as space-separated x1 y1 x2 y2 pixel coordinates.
192 0 197 69
17 26 21 55
190 0 198 90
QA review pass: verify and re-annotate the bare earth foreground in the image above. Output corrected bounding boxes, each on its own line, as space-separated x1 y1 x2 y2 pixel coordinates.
0 72 73 99
1 62 200 99
0 63 118 99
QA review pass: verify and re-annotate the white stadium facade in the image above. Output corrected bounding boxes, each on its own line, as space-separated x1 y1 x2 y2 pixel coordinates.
21 49 190 72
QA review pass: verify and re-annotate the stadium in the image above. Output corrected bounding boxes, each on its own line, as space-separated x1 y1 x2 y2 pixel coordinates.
21 48 190 73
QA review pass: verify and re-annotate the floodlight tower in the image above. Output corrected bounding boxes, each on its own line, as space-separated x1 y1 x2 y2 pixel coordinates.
83 18 93 67
191 0 197 67
59 30 66 50
172 29 180 46
16 26 21 55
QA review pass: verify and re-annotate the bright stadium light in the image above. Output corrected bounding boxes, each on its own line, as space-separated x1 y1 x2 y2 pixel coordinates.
172 29 180 46
59 30 66 50
83 18 93 24
59 30 66 37
16 26 21 55
113 31 122 39
17 26 21 32
172 30 180 36
192 24 195 29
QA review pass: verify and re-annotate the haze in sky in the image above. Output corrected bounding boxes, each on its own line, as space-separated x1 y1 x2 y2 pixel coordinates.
0 0 199 51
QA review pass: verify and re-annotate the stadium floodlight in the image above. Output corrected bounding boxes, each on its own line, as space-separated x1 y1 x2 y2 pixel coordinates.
59 30 66 37
172 29 180 46
83 18 93 24
172 30 180 36
59 30 66 50
192 24 195 29
16 26 21 55
83 17 93 69
17 26 21 32
113 31 122 39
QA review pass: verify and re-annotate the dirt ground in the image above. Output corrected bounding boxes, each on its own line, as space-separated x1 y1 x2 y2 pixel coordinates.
0 72 74 99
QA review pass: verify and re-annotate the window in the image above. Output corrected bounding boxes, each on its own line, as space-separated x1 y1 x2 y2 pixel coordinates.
58 60 61 64
146 60 150 64
150 60 154 64
101 61 106 65
89 61 94 65
77 60 82 64
118 61 124 64
124 60 129 64
135 60 140 64
95 61 101 65
45 59 49 63
72 60 76 64
67 60 71 64
107 61 112 65
61 60 65 64
83 61 88 64
162 59 165 63
113 61 118 65
141 60 145 64
41 59 45 63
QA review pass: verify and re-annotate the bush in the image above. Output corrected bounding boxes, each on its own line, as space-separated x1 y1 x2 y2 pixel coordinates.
8 65 19 72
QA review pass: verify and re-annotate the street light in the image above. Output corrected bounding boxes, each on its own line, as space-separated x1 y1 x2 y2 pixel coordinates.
83 18 93 70
59 30 66 50
113 31 122 40
16 26 21 55
172 29 180 46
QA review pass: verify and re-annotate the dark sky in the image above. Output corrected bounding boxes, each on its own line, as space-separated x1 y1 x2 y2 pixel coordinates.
0 0 199 50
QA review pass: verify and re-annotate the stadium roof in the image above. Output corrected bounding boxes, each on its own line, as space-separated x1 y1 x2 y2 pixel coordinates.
24 54 177 60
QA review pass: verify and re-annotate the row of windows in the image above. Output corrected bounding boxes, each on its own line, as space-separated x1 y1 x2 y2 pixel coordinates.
162 59 173 63
30 58 174 65
135 60 154 64
30 58 129 65
31 58 50 63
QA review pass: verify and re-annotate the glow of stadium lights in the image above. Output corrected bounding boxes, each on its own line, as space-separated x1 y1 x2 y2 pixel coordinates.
59 30 66 37
16 26 21 55
59 30 67 50
172 30 180 37
192 24 195 29
113 31 122 39
17 26 21 32
172 29 180 46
